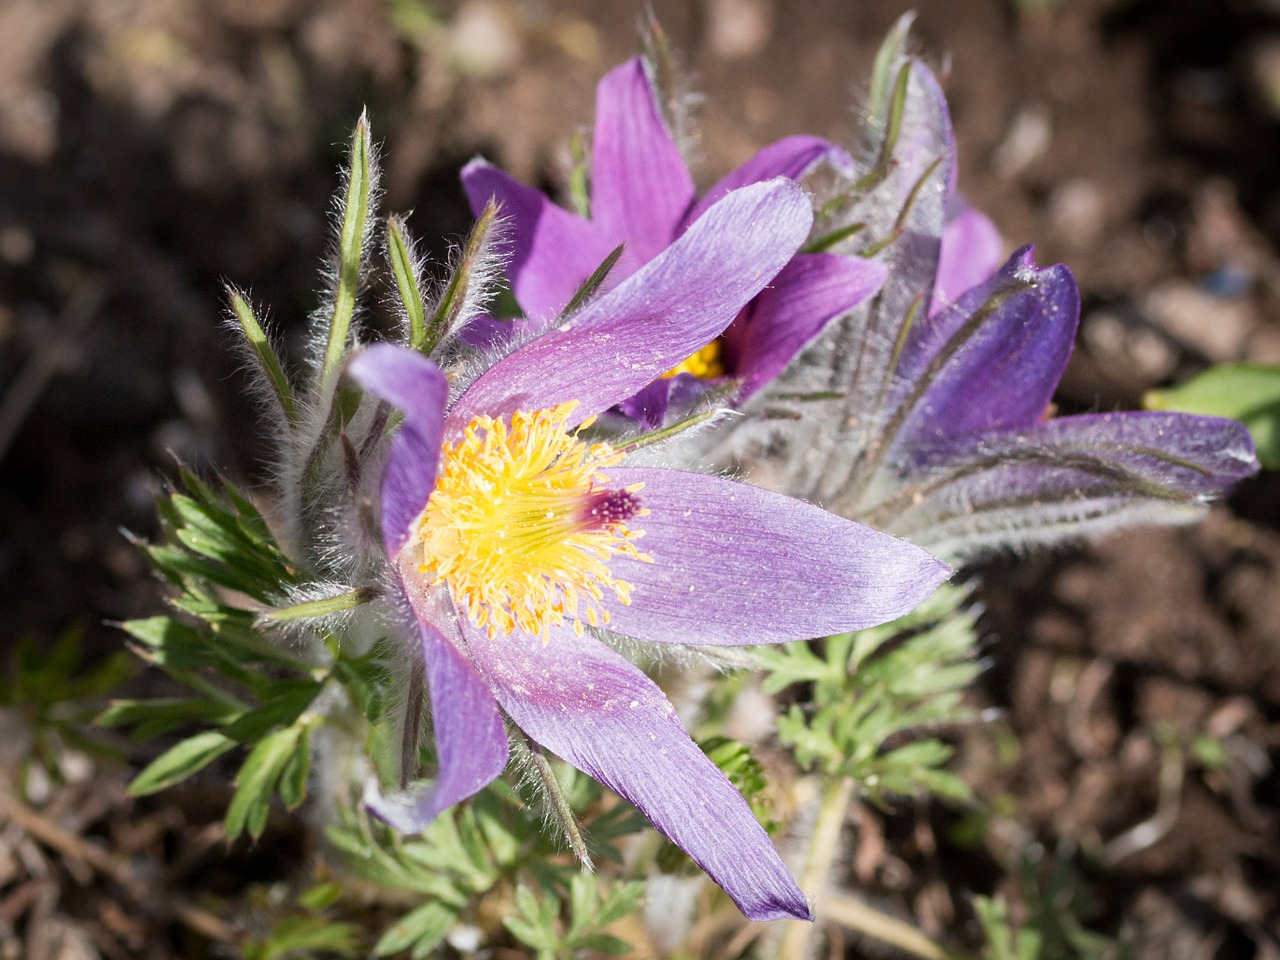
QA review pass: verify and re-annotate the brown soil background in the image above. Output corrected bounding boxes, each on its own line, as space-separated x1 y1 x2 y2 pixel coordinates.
2 0 1280 957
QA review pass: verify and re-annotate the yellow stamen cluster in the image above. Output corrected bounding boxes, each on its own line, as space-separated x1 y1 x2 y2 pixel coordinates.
661 340 726 380
418 402 652 640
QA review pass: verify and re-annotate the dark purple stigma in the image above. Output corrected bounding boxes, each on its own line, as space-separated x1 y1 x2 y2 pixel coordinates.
583 488 643 527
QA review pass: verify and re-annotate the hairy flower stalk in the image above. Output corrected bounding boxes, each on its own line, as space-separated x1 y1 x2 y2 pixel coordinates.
461 54 888 428
347 179 953 922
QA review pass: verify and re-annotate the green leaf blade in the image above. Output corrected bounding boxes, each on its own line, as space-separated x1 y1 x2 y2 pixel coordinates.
130 730 237 796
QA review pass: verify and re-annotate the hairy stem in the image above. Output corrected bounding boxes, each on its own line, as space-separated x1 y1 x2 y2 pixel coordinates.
778 776 853 960
820 892 974 960
779 777 968 960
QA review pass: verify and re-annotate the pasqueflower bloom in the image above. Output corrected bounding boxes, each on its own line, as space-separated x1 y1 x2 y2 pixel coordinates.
347 181 949 922
755 58 1258 562
461 55 886 426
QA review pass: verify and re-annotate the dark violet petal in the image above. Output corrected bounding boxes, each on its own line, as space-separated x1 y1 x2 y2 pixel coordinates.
590 57 695 264
458 313 522 350
929 200 1003 316
601 467 950 645
884 411 1259 561
616 374 720 428
366 577 509 832
461 158 621 322
459 617 810 921
616 377 676 429
723 253 888 400
684 135 854 226
892 248 1079 453
449 180 812 432
348 344 448 556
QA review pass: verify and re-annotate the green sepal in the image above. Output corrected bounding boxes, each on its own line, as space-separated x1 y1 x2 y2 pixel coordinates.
229 289 297 425
421 199 498 353
322 112 374 381
803 221 866 254
560 244 624 320
386 215 428 350
866 12 916 153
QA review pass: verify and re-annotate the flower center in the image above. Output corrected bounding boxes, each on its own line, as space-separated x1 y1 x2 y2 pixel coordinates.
661 340 725 380
418 402 651 640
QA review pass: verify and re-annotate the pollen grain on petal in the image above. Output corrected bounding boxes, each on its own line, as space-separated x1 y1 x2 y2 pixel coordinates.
419 402 651 640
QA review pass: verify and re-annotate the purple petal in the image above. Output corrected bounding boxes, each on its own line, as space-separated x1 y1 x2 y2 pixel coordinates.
885 411 1259 560
599 467 949 645
459 617 810 922
880 61 956 310
366 576 510 832
448 180 812 432
348 345 448 556
685 135 854 226
892 248 1079 453
615 377 677 429
616 374 719 429
723 253 888 400
590 57 695 264
841 61 955 428
461 158 621 322
929 200 1004 316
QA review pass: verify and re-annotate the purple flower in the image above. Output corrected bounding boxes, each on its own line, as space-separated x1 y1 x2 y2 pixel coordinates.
347 180 950 922
753 59 1258 562
460 55 887 426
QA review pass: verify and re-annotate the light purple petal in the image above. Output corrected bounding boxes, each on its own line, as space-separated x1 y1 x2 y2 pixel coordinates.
599 467 949 645
448 179 812 432
348 344 448 556
590 57 695 264
366 576 510 832
461 158 621 322
884 411 1259 560
929 200 1004 316
723 253 888 400
685 135 854 226
459 617 810 922
892 248 1079 454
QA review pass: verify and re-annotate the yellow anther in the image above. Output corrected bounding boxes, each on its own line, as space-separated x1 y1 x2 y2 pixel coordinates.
661 340 726 380
418 402 652 640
